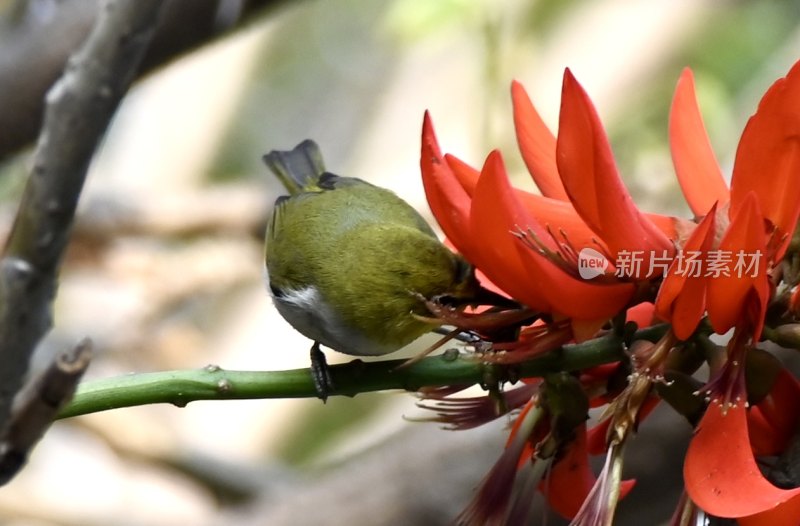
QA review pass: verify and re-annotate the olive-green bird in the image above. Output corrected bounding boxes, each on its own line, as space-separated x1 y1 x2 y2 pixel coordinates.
263 140 487 398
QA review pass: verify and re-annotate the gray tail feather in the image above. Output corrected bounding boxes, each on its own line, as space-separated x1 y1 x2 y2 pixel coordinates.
263 139 326 195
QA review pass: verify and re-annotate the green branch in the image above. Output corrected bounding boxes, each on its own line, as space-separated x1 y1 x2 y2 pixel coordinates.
58 324 668 419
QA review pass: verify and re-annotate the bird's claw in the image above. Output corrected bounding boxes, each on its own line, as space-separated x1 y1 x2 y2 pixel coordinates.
310 342 334 402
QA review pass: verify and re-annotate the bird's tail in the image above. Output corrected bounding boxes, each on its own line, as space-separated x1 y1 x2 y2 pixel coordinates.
263 139 326 195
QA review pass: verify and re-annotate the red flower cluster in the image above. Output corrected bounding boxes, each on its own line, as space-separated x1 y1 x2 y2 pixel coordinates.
419 62 800 524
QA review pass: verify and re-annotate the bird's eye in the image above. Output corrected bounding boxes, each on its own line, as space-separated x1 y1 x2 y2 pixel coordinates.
317 172 339 190
269 283 285 298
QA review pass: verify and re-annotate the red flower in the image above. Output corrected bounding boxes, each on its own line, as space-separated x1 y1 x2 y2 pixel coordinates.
655 64 800 342
660 62 800 518
418 60 800 523
685 369 800 519
421 71 687 341
422 70 677 521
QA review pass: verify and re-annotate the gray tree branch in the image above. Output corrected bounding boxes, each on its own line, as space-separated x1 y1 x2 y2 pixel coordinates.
0 339 91 484
0 0 277 163
0 0 164 484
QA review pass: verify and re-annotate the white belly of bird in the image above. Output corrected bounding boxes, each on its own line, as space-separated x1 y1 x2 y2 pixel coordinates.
270 284 397 357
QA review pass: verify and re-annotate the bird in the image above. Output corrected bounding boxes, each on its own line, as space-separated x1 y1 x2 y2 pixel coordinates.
263 139 490 399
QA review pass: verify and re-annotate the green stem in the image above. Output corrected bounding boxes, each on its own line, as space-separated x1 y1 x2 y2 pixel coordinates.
58 324 668 419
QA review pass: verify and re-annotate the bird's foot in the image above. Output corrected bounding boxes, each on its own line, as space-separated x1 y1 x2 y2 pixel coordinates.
310 343 334 402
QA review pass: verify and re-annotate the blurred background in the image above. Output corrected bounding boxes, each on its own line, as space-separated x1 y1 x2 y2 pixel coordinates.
0 0 798 524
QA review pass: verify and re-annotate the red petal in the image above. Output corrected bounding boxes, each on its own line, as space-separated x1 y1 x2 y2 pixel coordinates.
444 153 480 196
507 189 608 253
542 424 595 518
541 424 637 519
731 60 800 260
749 367 800 455
669 68 730 217
667 276 707 341
626 302 656 328
511 80 569 200
420 112 478 258
739 494 800 526
645 212 680 241
685 404 800 517
446 152 679 249
654 205 716 340
706 193 770 337
469 150 552 310
446 153 608 251
470 151 636 319
556 69 674 274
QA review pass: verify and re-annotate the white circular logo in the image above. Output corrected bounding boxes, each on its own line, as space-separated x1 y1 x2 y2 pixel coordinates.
578 248 609 280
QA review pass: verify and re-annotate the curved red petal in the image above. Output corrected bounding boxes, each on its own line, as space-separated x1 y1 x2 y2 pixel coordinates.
511 80 569 200
513 229 635 320
471 150 638 318
626 302 656 328
749 367 800 455
654 205 716 339
447 151 681 249
420 112 478 257
556 70 674 273
706 193 769 337
645 212 680 241
542 425 595 518
444 154 480 196
669 68 730 217
731 60 800 260
669 278 708 340
509 189 607 253
446 153 609 251
469 150 552 310
739 493 800 526
685 404 800 518
446 151 684 252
